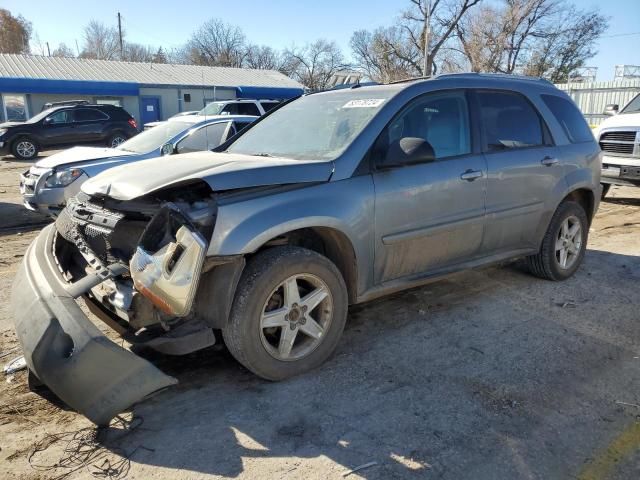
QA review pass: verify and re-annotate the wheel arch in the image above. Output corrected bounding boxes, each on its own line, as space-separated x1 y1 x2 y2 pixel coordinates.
250 226 359 304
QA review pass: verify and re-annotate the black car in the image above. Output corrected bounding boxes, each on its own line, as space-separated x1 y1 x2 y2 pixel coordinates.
0 104 139 160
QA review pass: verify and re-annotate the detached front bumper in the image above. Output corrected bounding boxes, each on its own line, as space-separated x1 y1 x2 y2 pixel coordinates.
11 224 177 425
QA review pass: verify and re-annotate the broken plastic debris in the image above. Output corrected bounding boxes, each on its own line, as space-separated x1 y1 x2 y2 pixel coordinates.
3 355 27 375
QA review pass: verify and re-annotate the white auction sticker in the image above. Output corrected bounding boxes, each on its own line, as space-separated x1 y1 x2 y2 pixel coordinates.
342 99 386 108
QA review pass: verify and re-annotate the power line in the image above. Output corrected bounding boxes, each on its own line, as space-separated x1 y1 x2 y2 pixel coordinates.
599 31 640 39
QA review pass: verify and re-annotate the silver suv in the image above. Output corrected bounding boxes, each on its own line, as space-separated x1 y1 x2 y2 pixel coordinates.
12 74 601 424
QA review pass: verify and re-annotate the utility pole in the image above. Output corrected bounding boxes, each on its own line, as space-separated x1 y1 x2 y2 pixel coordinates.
46 42 51 57
423 0 431 77
117 12 124 60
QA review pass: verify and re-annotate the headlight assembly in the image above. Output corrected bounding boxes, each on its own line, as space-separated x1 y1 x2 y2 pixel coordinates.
44 168 84 188
0 128 7 137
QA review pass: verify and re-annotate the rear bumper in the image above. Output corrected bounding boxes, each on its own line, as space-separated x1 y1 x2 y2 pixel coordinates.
11 224 176 425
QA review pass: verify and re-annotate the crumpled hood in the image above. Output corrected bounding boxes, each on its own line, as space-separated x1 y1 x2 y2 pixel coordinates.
594 112 640 138
35 146 135 169
81 151 334 200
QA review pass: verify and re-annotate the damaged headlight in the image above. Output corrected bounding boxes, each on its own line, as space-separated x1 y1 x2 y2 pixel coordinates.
45 168 84 188
130 204 207 317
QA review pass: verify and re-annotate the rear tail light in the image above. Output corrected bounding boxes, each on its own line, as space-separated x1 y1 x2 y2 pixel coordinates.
128 118 138 130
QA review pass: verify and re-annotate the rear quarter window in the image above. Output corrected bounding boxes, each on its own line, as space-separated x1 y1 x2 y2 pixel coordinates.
541 94 594 143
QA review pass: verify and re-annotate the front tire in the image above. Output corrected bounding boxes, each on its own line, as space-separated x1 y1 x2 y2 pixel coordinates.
12 137 39 160
601 183 611 199
223 246 348 381
526 200 589 281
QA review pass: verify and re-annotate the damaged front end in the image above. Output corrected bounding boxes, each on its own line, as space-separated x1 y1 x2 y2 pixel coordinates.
11 182 236 425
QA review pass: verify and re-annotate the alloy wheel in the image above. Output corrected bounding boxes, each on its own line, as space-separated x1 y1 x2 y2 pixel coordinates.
259 273 333 361
16 141 36 158
111 136 126 147
555 215 582 269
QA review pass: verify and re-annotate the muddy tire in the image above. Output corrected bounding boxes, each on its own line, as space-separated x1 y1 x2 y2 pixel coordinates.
526 200 588 281
11 136 39 160
223 246 348 381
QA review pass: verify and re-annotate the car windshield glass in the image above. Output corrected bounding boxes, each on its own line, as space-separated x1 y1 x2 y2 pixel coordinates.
621 94 640 114
199 102 226 116
226 90 394 160
117 121 193 153
27 108 58 124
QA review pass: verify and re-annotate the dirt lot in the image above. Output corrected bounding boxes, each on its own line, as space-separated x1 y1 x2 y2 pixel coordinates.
0 153 638 480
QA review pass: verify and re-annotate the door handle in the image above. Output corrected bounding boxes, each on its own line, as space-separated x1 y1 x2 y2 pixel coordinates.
541 156 559 166
460 169 483 181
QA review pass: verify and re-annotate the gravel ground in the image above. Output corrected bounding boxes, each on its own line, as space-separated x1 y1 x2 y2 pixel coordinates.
0 153 638 480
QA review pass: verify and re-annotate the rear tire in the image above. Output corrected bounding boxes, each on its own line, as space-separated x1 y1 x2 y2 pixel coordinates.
526 200 588 281
223 246 348 381
11 137 39 160
107 132 127 148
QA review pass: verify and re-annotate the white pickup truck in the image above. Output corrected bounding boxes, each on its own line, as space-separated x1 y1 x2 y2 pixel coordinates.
594 93 640 197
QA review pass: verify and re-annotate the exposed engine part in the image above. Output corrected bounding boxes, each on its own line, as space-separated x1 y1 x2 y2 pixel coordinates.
130 204 208 317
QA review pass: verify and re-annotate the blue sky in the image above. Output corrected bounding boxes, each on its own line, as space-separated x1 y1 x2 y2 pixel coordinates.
4 0 640 81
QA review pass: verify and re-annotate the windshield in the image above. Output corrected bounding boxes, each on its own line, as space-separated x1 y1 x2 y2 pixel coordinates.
621 94 640 114
26 108 58 124
226 90 394 160
199 102 227 116
117 121 193 154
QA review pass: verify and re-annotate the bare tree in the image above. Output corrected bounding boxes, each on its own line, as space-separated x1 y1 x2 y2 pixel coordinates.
401 0 483 75
80 20 121 60
0 9 32 54
52 43 75 58
244 44 282 70
521 5 608 82
187 18 246 67
124 43 154 62
350 0 481 79
457 0 608 80
350 27 421 82
284 40 348 91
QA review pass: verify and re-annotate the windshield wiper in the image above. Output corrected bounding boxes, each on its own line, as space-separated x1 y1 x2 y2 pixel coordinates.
253 152 274 157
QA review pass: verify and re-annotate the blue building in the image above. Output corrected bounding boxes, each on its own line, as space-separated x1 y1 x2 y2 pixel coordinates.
0 54 303 124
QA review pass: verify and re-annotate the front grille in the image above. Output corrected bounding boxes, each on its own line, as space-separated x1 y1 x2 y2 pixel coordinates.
599 129 638 157
599 142 635 155
600 131 637 142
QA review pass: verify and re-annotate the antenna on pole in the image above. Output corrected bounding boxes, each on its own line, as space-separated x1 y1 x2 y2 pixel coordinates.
117 12 124 60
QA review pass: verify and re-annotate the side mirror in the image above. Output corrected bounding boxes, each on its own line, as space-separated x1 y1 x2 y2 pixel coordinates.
604 104 619 116
43 117 52 125
378 137 435 169
161 143 175 156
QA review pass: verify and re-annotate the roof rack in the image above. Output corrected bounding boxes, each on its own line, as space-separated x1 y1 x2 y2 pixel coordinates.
41 99 90 111
435 72 554 84
383 72 554 86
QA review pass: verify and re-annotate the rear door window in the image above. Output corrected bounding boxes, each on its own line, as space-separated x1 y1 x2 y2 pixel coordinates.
477 91 544 151
237 103 261 116
541 94 594 143
74 108 109 122
260 101 280 113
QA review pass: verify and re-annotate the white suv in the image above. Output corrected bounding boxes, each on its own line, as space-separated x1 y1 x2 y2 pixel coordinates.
594 93 640 197
199 99 281 117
